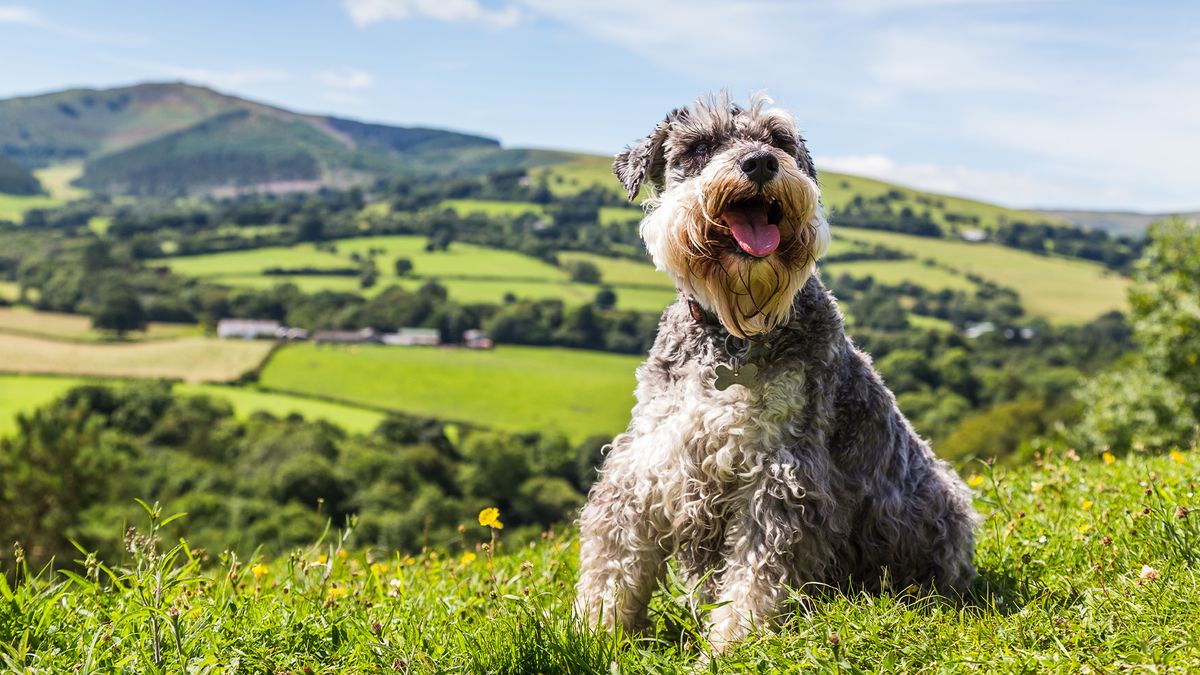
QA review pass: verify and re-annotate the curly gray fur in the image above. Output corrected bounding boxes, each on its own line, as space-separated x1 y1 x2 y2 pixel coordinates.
576 94 979 652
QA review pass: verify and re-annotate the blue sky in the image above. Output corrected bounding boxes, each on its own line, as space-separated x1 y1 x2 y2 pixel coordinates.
1 1 1197 211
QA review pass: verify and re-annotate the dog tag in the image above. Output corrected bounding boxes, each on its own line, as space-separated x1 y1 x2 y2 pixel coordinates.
714 362 758 391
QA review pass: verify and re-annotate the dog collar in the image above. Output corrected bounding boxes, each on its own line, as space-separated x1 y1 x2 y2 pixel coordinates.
683 293 720 326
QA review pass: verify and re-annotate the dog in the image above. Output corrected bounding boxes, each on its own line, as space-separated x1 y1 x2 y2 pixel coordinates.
575 94 979 653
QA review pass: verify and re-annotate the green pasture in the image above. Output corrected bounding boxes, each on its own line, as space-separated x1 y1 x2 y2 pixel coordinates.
440 198 549 220
822 259 977 292
0 374 386 438
167 236 565 282
0 193 61 222
837 227 1129 322
260 343 641 442
599 206 643 225
532 153 616 197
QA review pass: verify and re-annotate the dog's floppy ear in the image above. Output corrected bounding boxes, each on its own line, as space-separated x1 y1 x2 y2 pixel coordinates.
613 108 683 202
794 132 818 183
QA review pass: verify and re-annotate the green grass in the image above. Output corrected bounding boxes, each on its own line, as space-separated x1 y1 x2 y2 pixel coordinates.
823 259 977 292
260 343 640 442
532 153 617 197
440 198 549 220
3 448 1198 671
0 333 274 383
0 374 86 437
599 206 643 226
556 252 672 289
0 193 61 222
166 236 566 282
835 227 1129 323
0 374 387 438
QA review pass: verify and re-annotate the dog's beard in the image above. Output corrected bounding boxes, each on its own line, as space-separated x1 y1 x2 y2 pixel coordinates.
641 152 830 339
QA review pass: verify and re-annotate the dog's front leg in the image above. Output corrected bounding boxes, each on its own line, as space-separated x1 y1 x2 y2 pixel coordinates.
575 477 667 634
705 510 794 653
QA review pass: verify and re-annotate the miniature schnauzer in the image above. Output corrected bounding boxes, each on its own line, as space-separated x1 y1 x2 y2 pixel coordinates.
575 94 978 653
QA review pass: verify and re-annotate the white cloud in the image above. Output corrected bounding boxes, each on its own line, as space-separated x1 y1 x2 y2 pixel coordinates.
0 4 147 44
314 68 376 90
343 0 520 28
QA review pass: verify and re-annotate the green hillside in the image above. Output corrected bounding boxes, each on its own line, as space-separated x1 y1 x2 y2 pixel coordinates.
0 154 42 195
0 82 502 196
78 110 340 196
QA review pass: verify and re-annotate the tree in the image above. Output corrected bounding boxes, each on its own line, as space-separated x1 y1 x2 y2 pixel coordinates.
296 212 324 242
594 286 617 310
1076 219 1200 452
394 257 414 277
90 280 146 337
566 260 602 284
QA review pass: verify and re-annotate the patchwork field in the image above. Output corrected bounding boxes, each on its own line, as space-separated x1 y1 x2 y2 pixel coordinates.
0 374 386 438
0 307 201 341
260 343 641 442
165 235 678 312
0 333 274 382
838 227 1128 322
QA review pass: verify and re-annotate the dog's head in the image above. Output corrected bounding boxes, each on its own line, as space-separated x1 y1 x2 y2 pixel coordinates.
615 93 830 338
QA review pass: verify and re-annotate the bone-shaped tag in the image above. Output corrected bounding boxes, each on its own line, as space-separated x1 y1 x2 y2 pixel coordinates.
714 362 758 391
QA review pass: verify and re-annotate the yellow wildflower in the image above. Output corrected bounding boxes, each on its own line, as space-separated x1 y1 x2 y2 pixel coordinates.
370 562 389 575
1081 499 1093 511
317 553 328 564
966 475 984 488
1102 451 1116 465
479 507 504 530
327 585 349 600
460 551 477 566
337 549 348 560
251 563 270 579
1077 523 1090 533
1170 450 1187 464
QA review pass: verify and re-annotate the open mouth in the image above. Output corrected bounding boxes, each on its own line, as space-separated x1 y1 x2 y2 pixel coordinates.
718 196 784 257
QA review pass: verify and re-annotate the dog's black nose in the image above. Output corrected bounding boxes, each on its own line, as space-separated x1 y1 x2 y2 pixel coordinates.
740 151 779 185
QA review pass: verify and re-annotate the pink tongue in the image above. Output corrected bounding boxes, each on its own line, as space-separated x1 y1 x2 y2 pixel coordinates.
722 203 780 257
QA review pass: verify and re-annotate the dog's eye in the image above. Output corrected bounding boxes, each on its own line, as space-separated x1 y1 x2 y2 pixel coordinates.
771 132 796 151
691 142 709 156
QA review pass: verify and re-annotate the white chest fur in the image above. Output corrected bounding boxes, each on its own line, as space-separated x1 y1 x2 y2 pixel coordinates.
613 360 808 534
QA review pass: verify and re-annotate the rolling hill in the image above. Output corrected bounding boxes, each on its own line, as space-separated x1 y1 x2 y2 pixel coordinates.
0 82 502 196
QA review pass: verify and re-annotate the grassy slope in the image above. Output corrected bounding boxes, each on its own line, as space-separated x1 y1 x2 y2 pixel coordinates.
260 343 640 442
0 374 386 437
0 333 273 382
2 449 1197 672
838 227 1128 322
